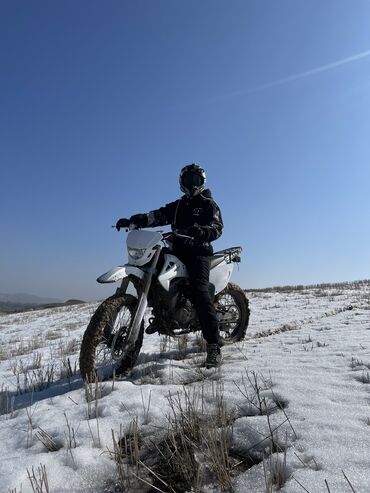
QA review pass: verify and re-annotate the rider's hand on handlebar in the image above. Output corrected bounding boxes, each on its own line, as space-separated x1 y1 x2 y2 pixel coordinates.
115 213 148 231
115 218 130 231
129 213 148 228
185 224 206 239
171 232 194 248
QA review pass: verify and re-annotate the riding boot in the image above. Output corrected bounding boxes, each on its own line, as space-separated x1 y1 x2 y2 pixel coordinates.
145 322 158 334
205 343 222 368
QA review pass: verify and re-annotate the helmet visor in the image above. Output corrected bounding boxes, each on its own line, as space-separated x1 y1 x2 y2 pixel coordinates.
181 172 203 188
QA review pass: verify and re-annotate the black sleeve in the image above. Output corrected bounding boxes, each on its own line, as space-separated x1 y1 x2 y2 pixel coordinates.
146 200 179 227
201 200 223 242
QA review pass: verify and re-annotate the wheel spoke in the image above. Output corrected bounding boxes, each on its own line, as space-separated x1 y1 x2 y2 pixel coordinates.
80 294 145 382
216 292 242 340
95 306 132 371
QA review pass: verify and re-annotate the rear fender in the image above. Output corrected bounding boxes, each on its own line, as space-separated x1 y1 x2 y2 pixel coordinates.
97 265 145 284
210 260 234 294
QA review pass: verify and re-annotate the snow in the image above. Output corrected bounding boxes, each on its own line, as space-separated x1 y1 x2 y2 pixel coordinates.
1 282 369 492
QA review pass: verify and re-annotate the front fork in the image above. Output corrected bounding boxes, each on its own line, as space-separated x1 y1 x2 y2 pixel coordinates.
125 246 162 348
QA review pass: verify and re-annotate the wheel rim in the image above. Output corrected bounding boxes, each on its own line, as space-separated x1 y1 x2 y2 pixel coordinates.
95 305 133 377
216 292 241 339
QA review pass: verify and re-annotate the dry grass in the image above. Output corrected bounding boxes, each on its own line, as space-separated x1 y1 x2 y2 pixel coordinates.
84 378 103 418
63 412 79 469
159 336 171 357
64 321 81 331
35 427 62 452
140 380 282 492
60 356 78 380
175 335 188 360
354 371 370 384
108 383 244 492
263 449 290 492
193 332 207 353
350 357 370 370
44 329 61 340
0 347 8 361
59 338 79 356
11 360 56 394
107 419 144 491
233 370 277 416
133 355 162 385
8 336 82 395
84 378 103 449
0 387 15 417
27 463 50 493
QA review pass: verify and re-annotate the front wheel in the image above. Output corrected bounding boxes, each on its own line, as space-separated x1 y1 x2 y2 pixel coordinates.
215 282 250 344
79 294 144 382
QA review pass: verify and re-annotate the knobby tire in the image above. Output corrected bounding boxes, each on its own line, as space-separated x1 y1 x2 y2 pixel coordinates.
79 294 143 382
216 282 250 344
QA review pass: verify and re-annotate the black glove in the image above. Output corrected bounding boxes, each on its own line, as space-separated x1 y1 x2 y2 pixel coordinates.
115 218 130 231
186 224 206 240
129 213 148 228
172 232 194 248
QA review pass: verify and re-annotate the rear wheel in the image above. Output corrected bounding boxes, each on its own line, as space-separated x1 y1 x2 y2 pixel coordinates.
79 294 144 382
215 282 250 344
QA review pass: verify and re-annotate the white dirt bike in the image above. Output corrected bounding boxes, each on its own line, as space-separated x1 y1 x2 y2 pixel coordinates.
79 227 250 381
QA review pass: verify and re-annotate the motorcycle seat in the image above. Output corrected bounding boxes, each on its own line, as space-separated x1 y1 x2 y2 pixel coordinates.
214 246 242 256
212 246 243 266
210 254 225 269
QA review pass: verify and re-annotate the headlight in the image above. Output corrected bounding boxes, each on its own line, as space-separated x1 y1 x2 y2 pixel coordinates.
128 248 146 260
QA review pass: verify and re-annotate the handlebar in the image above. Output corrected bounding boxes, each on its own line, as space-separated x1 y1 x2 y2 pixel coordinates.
162 231 193 240
112 226 192 239
112 223 139 231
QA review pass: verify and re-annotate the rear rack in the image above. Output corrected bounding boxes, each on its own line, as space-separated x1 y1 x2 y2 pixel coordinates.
214 246 243 263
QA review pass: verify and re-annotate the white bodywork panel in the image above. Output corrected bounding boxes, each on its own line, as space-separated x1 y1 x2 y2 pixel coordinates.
157 253 233 294
210 259 233 294
97 265 145 284
126 230 162 267
127 229 162 249
157 254 188 291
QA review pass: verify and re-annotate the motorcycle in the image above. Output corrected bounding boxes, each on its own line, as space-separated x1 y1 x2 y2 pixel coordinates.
79 227 250 381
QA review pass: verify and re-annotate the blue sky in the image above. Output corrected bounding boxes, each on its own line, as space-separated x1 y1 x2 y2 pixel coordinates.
1 0 370 300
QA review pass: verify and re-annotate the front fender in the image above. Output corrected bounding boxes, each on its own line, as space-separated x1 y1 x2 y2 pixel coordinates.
97 264 145 284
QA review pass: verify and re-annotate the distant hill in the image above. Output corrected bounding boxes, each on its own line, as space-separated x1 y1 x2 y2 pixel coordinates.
0 293 85 314
246 279 370 293
0 293 62 304
0 301 39 313
40 299 86 309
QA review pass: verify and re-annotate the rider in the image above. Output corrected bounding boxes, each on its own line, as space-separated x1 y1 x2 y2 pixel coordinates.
116 163 224 368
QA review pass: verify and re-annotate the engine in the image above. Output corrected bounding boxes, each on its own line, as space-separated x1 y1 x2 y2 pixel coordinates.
173 296 194 326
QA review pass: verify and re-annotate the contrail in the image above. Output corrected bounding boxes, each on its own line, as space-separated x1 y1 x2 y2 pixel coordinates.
226 49 370 98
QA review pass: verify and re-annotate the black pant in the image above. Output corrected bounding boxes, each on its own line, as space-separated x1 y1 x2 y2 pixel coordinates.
175 249 220 345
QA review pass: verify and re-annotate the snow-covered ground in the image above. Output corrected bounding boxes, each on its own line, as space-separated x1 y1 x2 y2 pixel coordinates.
0 282 369 492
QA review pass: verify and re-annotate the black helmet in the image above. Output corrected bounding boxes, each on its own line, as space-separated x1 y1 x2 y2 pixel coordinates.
179 163 206 197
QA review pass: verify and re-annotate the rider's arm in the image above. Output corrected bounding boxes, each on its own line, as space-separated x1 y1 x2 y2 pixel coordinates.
200 200 223 242
146 200 179 227
122 201 179 229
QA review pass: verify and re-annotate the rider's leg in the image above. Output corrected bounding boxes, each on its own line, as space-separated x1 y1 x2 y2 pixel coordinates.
184 254 222 367
184 254 220 346
145 248 171 335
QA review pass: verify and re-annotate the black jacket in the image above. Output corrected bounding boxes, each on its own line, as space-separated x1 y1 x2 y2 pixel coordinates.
146 189 223 256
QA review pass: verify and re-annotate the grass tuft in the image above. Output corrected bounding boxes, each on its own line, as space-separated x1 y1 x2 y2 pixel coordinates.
27 464 50 493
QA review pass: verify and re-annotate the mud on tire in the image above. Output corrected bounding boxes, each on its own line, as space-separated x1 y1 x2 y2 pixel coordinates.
79 294 144 382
